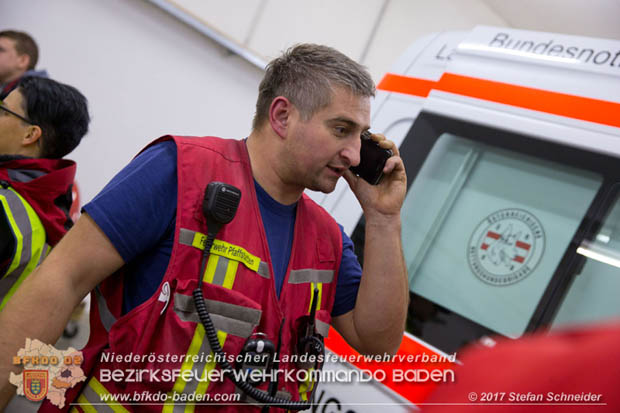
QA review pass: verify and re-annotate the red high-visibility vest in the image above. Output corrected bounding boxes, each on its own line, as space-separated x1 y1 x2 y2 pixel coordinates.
49 136 342 412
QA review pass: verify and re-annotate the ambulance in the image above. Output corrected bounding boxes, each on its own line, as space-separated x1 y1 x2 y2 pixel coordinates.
308 26 620 411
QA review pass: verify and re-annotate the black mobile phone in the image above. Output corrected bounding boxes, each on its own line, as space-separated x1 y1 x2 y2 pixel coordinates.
349 131 393 185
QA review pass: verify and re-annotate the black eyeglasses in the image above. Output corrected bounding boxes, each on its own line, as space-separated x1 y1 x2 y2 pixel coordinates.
0 99 34 124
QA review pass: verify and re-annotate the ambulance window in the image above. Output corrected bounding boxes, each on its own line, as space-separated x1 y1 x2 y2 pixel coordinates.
402 132 602 340
361 111 620 354
551 190 620 329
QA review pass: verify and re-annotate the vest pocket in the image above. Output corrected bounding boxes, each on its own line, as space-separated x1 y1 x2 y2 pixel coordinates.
106 277 263 403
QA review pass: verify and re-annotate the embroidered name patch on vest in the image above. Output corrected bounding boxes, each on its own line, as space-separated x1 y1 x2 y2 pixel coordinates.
185 230 260 272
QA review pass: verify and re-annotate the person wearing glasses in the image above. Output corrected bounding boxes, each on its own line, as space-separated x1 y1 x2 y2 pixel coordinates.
0 76 89 311
0 30 48 100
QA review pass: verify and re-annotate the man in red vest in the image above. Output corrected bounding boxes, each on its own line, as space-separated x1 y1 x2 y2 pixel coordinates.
0 44 407 411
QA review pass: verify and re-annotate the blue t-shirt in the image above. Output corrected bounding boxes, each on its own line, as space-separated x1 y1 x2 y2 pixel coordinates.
83 140 362 316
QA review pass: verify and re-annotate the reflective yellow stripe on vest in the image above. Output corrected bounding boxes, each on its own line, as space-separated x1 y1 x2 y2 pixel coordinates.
287 269 333 321
163 323 226 413
164 262 229 412
309 282 323 313
73 376 130 413
0 186 48 311
166 229 265 411
299 367 317 402
164 295 261 413
287 269 335 401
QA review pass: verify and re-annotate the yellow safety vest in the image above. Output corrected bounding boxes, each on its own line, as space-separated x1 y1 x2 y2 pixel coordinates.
0 185 49 310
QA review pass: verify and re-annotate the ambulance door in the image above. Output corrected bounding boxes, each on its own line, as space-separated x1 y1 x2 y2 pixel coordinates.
349 111 620 355
547 186 620 330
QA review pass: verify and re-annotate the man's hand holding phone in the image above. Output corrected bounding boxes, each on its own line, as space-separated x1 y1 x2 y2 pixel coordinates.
350 130 393 185
345 131 407 220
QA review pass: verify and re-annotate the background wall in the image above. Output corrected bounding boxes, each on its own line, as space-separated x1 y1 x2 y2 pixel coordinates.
1 0 619 204
1 0 263 204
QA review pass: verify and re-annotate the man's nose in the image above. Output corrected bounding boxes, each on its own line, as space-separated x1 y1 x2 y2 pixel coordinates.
340 136 361 167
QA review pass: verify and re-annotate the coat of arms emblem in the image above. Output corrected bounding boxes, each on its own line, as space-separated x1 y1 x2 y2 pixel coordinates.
24 370 49 402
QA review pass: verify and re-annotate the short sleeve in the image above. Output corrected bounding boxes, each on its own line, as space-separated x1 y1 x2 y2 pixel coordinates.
332 226 362 317
82 141 178 262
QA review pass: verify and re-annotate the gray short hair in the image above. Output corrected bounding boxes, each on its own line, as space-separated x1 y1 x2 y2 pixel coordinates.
252 44 375 130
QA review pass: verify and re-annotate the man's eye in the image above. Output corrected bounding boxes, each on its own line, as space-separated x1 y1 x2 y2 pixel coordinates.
334 127 347 135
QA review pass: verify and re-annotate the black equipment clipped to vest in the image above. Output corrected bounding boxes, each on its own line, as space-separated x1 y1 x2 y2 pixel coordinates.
193 181 312 411
238 333 276 384
296 287 325 371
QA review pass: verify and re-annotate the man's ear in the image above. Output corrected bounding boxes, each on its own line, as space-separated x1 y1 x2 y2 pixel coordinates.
16 54 30 72
22 125 42 147
268 96 292 139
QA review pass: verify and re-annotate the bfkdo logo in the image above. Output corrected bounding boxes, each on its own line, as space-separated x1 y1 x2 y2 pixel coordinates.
10 339 86 409
24 370 49 401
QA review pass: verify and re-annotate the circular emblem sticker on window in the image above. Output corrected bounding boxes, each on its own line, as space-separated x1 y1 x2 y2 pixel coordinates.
467 208 545 286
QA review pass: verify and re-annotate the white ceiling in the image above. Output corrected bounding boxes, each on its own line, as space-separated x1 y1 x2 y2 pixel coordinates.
149 0 620 82
482 0 620 39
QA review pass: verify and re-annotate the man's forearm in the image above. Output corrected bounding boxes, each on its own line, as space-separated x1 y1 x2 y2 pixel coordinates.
0 214 125 409
353 213 409 355
0 267 82 409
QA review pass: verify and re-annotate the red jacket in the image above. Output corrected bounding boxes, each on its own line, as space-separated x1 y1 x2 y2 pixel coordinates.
51 136 343 412
0 157 76 246
423 320 620 412
0 157 75 303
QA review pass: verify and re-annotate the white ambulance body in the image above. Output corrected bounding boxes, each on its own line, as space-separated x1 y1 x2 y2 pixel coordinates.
309 26 620 411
